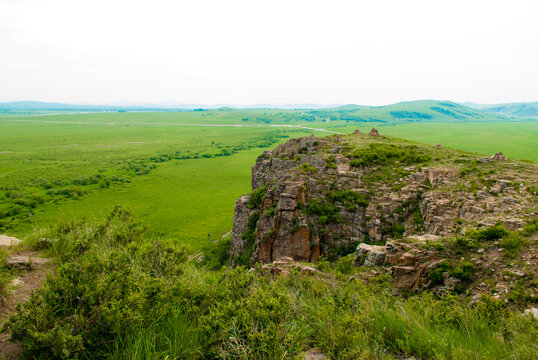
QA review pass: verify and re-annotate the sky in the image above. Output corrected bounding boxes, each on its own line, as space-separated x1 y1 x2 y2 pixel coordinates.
0 0 537 106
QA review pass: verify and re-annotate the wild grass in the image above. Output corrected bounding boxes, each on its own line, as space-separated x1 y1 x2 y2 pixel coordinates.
0 248 12 303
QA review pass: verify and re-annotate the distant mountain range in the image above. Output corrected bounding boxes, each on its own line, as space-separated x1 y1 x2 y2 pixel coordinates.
0 101 338 111
463 102 538 117
0 100 536 118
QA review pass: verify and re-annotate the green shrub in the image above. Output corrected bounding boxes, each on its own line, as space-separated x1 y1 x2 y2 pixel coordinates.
429 260 475 285
381 223 405 239
451 236 480 254
348 143 431 167
3 208 187 359
467 223 508 241
498 233 527 256
298 163 319 174
262 203 277 217
246 185 268 210
0 248 11 302
326 155 337 169
305 199 343 224
451 261 475 281
328 190 369 209
200 237 231 271
522 217 538 236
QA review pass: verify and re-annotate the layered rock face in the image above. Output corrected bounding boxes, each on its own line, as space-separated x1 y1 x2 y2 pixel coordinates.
229 133 537 267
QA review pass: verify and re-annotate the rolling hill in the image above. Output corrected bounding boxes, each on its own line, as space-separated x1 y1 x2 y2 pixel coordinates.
463 101 538 117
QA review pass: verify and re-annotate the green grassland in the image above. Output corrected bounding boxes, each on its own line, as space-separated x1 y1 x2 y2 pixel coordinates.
0 119 316 245
0 101 536 248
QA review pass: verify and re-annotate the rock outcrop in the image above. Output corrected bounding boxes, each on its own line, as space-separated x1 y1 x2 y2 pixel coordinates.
491 151 506 161
0 235 21 247
229 133 537 267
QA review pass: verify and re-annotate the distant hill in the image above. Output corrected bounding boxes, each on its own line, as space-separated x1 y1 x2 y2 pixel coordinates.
307 100 510 124
463 101 538 117
0 101 338 112
0 101 188 112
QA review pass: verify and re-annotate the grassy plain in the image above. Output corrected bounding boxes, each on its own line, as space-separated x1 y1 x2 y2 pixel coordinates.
0 116 317 246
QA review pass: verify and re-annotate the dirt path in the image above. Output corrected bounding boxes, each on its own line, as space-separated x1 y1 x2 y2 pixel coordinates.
1 241 53 360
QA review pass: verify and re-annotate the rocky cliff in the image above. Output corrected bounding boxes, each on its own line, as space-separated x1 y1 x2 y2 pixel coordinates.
229 131 538 270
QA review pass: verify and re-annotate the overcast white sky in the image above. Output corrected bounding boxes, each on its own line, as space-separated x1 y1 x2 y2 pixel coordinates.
0 0 537 106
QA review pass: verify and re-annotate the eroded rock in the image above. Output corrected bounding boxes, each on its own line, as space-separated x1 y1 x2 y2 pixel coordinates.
5 256 49 270
0 235 21 247
491 152 506 161
355 243 386 266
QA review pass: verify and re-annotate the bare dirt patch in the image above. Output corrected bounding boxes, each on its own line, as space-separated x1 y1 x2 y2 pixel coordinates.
0 250 54 360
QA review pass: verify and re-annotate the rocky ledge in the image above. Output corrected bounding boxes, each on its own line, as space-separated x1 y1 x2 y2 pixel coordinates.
229 130 537 271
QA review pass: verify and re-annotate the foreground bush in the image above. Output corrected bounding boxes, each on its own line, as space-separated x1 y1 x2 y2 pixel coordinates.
3 210 537 359
3 207 188 359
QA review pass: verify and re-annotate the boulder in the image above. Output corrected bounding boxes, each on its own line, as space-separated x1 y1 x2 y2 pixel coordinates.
524 307 538 320
490 152 506 161
503 218 525 231
303 348 326 360
36 237 53 249
0 235 21 247
260 257 328 278
355 243 386 266
5 255 49 270
392 266 417 289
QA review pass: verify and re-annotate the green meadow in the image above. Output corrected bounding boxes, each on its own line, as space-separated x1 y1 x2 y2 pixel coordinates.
0 105 537 249
0 116 317 246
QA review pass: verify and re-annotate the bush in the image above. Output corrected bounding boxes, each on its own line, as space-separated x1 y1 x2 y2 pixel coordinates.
326 155 337 169
246 185 268 210
200 237 231 271
467 223 508 241
2 208 187 359
298 163 319 174
451 236 480 254
328 190 369 210
0 248 11 302
429 260 475 285
305 199 343 224
498 233 527 256
348 143 431 167
522 217 538 236
262 203 277 217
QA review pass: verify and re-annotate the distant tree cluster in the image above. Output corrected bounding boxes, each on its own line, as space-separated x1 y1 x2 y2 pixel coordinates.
430 107 465 120
390 111 432 120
